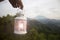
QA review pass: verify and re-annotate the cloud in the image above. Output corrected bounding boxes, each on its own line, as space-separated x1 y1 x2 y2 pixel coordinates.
0 0 60 19
0 0 18 17
23 0 60 19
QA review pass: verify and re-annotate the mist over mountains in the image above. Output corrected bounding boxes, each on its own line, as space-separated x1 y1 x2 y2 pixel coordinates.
27 16 60 33
35 16 60 26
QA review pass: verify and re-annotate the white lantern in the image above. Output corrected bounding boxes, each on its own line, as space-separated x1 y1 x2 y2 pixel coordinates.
14 13 27 34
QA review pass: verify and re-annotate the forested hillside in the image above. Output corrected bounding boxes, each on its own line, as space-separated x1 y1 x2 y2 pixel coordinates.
0 14 60 40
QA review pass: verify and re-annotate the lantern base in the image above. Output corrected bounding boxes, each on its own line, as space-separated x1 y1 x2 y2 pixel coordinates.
14 31 27 34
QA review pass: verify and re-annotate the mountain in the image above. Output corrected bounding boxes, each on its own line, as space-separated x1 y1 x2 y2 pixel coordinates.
27 18 60 33
34 15 60 26
34 16 50 24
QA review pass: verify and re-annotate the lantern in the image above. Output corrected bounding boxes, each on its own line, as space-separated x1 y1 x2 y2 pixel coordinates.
14 13 27 34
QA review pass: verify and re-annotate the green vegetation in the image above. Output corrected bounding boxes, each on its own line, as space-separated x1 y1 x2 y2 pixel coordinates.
0 14 60 40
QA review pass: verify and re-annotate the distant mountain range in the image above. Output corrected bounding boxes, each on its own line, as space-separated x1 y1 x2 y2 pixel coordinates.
35 16 60 26
27 16 60 33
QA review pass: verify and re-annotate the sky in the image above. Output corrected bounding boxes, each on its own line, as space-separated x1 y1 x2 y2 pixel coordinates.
0 0 60 19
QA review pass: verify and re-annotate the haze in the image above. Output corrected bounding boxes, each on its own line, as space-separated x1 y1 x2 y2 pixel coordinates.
0 0 60 19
